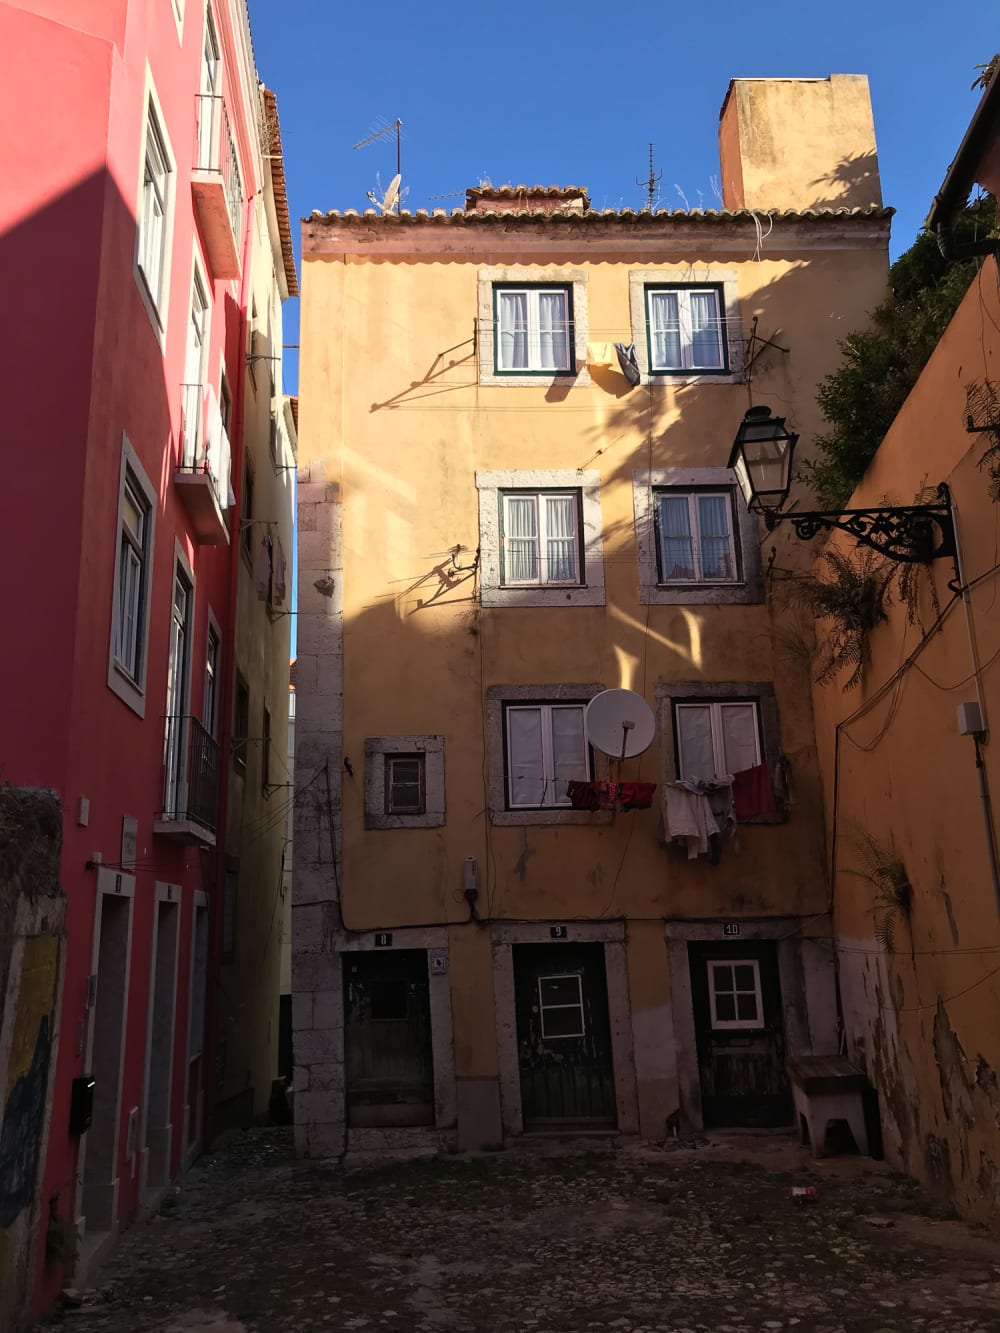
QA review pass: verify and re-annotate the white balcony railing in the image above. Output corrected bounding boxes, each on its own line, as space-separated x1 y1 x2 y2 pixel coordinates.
179 383 232 514
194 94 243 241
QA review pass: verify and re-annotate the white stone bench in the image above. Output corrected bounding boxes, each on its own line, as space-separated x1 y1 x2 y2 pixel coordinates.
787 1055 870 1157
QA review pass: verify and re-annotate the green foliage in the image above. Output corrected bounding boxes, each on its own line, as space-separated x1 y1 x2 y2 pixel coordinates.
972 55 999 91
844 827 912 954
787 548 892 691
802 205 995 508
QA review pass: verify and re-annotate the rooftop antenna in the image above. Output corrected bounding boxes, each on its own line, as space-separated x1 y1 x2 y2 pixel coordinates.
353 117 402 178
635 143 662 211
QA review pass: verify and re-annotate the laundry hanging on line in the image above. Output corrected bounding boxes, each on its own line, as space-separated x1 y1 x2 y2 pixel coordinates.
566 780 657 812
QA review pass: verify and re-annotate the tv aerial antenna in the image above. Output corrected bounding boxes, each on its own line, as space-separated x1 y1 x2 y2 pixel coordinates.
353 117 403 213
585 690 656 763
636 143 662 210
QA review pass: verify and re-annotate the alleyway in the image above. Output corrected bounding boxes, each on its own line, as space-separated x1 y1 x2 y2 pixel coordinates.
47 1129 1000 1333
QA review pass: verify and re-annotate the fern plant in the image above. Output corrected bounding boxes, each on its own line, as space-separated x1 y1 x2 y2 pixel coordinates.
787 548 892 690
844 827 913 953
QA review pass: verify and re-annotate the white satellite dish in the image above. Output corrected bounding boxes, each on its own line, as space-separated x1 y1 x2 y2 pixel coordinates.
585 689 656 760
381 173 401 213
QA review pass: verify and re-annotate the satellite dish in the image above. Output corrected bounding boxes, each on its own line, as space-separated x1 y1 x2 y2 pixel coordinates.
382 173 401 213
585 689 656 760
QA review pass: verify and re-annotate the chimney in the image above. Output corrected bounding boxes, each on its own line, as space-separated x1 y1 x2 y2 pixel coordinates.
718 75 882 212
465 185 589 214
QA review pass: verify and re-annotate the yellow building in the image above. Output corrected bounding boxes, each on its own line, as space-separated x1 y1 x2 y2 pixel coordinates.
293 75 891 1154
811 71 1000 1222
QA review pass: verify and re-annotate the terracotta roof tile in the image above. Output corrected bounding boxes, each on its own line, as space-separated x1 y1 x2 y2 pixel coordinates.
306 204 893 225
263 88 299 297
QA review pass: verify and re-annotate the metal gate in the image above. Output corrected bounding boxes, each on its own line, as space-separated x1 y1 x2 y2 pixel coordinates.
344 950 433 1128
513 942 616 1129
689 940 792 1128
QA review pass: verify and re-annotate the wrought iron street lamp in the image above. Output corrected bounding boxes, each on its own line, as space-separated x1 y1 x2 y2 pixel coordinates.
727 406 958 565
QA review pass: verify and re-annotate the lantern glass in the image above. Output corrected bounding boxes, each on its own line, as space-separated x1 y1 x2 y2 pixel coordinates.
728 409 798 513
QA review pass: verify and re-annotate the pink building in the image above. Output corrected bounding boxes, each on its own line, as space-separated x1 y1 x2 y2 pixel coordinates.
0 1 296 1322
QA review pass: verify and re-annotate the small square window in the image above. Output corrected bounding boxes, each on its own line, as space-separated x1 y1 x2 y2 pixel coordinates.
504 703 591 809
645 285 727 374
708 958 763 1030
674 699 761 784
494 285 574 375
538 973 585 1039
655 490 739 584
386 754 424 815
501 490 583 586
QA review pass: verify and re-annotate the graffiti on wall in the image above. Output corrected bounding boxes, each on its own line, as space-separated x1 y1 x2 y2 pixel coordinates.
0 1014 52 1227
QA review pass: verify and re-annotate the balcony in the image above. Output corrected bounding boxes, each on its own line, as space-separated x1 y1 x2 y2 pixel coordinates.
175 383 232 544
153 716 219 846
191 94 243 279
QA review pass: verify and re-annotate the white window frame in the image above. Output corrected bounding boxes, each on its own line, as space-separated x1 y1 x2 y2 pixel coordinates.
655 489 739 585
494 286 573 374
364 736 445 830
477 470 605 608
203 616 220 737
134 77 176 343
538 973 586 1040
504 702 590 810
478 266 589 387
500 490 582 587
633 468 763 606
674 700 762 783
707 958 764 1031
109 437 157 717
385 753 425 816
628 269 742 387
646 285 726 373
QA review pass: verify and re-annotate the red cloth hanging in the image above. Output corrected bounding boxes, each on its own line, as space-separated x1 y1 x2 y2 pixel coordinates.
731 763 776 820
618 782 657 811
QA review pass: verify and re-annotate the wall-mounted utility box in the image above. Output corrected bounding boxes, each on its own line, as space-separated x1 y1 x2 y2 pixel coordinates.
957 701 985 736
69 1076 95 1135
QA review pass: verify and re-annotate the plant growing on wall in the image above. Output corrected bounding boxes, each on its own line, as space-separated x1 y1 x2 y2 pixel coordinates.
802 200 996 509
966 379 1000 499
788 548 893 690
845 827 913 953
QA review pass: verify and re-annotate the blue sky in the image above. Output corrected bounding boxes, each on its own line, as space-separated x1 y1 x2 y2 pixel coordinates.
250 0 995 398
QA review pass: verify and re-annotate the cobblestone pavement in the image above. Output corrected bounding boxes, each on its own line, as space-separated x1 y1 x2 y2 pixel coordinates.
46 1128 1000 1333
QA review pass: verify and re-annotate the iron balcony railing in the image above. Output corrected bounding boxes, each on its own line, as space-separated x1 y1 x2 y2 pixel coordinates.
194 93 244 239
162 714 219 832
180 382 232 512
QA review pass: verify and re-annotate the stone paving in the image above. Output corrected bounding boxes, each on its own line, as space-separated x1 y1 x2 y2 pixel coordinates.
46 1128 1000 1332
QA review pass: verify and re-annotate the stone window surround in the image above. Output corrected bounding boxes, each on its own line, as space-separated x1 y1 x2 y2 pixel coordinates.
477 266 590 387
655 680 784 825
633 467 764 606
364 735 445 829
628 268 743 386
486 683 612 826
477 470 606 608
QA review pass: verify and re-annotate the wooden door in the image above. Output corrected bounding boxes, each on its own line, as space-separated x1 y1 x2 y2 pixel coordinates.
344 951 433 1128
513 943 616 1129
689 940 792 1128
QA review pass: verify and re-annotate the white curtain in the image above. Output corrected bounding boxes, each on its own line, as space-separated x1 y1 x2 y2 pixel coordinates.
503 494 538 582
720 703 760 774
658 495 695 580
675 704 715 781
550 706 587 801
538 291 569 370
689 291 723 368
696 494 733 580
508 707 545 806
498 291 528 370
544 495 577 581
649 290 681 369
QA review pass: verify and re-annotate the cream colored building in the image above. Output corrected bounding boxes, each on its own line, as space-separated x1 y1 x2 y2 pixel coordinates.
214 89 297 1129
293 76 891 1154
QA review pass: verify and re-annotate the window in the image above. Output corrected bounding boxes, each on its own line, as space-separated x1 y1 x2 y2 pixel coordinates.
115 472 152 682
674 700 761 783
138 103 173 318
655 490 738 584
233 675 249 770
538 974 585 1039
477 471 604 608
646 285 726 373
494 285 573 374
504 703 590 809
708 959 763 1030
241 463 254 559
163 564 194 818
221 859 238 962
386 754 424 815
203 626 219 736
364 736 445 829
633 469 763 606
501 490 582 586
262 706 271 792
